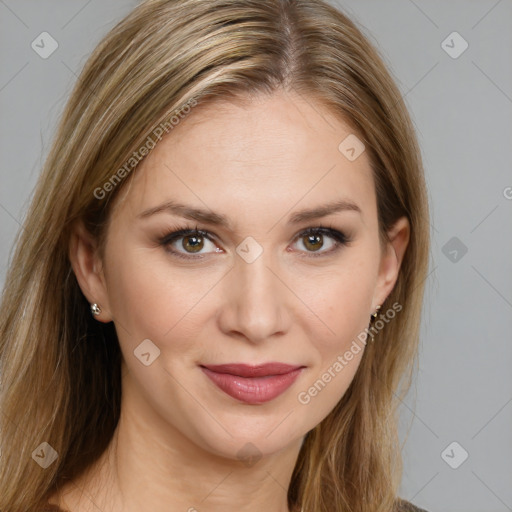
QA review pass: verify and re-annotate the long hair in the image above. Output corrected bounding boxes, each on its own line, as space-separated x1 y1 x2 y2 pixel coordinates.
0 1 430 511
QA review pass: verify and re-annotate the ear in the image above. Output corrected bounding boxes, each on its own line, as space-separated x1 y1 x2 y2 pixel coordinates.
372 216 410 310
68 220 112 322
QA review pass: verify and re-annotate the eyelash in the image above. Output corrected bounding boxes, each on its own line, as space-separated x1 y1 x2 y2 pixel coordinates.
158 224 351 261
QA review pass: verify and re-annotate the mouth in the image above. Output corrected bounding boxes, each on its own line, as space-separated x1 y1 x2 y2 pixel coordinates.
199 363 305 404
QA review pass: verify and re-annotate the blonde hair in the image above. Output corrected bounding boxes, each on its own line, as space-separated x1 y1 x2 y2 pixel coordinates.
0 1 430 511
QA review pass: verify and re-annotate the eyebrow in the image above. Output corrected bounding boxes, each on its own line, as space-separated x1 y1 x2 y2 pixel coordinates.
137 198 361 227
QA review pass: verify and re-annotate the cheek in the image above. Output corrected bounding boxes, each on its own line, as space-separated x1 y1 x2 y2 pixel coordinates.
104 245 222 348
293 270 373 415
301 262 376 344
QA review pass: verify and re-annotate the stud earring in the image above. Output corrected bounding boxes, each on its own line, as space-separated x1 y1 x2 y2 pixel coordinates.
90 303 101 316
370 305 381 322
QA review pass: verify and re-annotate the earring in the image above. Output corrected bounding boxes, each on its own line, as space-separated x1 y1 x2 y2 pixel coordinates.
90 303 101 316
370 305 381 322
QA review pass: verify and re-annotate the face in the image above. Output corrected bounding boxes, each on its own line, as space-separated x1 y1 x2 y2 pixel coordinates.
71 90 409 461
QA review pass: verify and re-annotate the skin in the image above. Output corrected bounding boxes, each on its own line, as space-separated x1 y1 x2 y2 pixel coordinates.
59 89 409 512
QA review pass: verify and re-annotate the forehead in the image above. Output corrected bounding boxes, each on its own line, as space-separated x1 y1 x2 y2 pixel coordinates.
113 90 376 226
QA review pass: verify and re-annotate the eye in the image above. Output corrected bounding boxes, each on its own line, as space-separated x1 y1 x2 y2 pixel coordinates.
292 226 350 256
160 226 222 259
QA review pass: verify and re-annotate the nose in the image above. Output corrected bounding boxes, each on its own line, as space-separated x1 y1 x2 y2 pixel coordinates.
216 249 291 344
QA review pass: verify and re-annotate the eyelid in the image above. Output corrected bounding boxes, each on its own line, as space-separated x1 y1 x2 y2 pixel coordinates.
291 226 350 258
159 226 219 259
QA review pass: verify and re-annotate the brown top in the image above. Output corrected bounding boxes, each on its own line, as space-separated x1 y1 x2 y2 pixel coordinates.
397 499 430 512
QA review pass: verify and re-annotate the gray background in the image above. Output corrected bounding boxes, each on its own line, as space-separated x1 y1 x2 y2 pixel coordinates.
1 1 511 511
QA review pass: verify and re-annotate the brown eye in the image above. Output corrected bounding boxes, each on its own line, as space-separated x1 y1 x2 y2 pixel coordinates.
302 233 324 252
161 228 221 259
293 227 349 256
182 234 204 253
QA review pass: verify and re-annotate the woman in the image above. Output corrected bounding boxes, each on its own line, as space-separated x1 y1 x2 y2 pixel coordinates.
0 0 430 511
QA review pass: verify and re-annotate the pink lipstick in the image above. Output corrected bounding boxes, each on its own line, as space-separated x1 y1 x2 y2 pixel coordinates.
200 363 304 404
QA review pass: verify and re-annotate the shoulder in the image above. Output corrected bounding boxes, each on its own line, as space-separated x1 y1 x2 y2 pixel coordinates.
396 498 430 512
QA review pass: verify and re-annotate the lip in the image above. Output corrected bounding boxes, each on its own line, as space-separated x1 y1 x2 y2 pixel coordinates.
200 363 305 404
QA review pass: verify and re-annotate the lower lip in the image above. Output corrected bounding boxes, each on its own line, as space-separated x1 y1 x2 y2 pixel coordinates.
200 367 303 404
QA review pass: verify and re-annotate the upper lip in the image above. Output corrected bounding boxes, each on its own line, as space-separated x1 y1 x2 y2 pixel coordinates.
200 363 304 378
